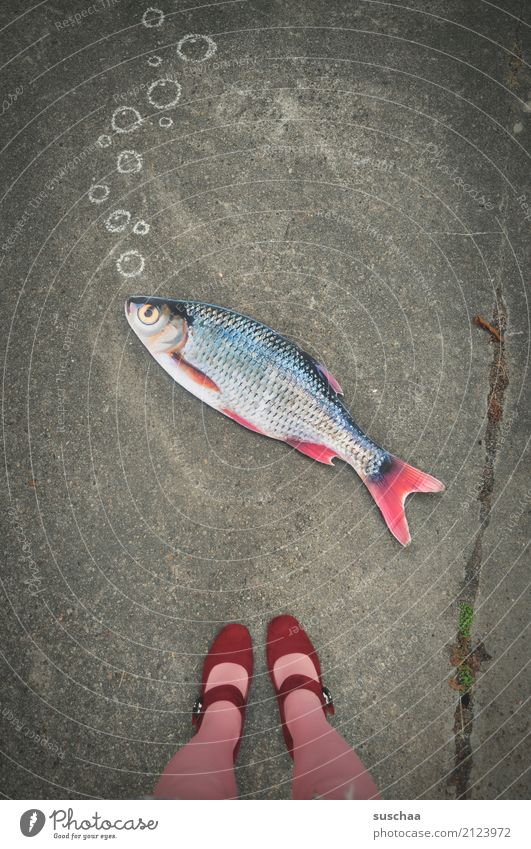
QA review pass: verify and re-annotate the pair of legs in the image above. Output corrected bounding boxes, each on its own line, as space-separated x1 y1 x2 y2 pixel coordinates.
154 618 380 800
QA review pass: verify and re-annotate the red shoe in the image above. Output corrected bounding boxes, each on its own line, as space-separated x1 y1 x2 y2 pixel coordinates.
191 623 253 762
266 615 334 758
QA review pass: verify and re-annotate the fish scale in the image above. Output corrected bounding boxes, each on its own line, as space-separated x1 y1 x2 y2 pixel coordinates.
185 301 375 460
126 296 444 545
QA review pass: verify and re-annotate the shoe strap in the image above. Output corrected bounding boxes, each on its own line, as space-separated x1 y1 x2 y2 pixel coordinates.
277 674 335 716
192 683 246 729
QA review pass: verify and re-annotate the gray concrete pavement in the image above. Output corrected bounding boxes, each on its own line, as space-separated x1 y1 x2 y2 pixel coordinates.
0 0 529 799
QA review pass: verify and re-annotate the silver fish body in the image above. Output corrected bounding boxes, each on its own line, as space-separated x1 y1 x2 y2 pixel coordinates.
125 296 444 544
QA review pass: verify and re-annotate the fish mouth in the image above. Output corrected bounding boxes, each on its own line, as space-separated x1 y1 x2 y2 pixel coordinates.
124 295 149 321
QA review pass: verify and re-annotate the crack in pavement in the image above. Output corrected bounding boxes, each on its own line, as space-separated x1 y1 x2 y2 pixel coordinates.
449 285 509 799
448 0 526 794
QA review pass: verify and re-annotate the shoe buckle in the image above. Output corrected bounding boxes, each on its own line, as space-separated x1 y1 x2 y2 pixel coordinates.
192 696 203 724
322 686 334 714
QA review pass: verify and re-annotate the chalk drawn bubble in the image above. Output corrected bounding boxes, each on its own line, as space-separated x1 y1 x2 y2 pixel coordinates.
133 220 150 235
148 55 162 67
141 7 164 28
116 249 145 277
105 209 131 233
97 134 112 148
88 183 110 204
147 78 182 110
117 149 143 174
111 106 142 134
159 116 173 128
176 33 217 63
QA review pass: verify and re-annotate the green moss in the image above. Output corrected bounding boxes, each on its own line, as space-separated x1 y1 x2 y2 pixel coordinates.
459 603 474 638
459 663 475 690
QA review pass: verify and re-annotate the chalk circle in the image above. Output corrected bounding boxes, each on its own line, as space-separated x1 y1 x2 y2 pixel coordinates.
176 34 217 63
97 134 112 148
117 149 143 174
117 250 145 277
88 183 110 204
148 55 162 67
141 7 164 27
147 78 182 110
159 116 173 128
111 106 142 134
105 209 131 233
133 220 150 235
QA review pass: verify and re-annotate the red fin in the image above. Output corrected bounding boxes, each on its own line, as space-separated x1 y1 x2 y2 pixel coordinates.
315 363 343 396
363 455 444 546
286 439 337 466
221 409 265 434
172 354 219 392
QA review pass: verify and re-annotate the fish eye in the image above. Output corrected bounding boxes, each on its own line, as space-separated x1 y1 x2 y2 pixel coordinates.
138 303 160 325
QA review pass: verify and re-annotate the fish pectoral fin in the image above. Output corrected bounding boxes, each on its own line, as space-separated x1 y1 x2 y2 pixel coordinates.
286 439 337 466
221 409 266 434
313 361 344 396
171 353 220 392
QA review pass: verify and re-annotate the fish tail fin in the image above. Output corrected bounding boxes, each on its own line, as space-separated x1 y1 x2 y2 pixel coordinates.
362 455 445 546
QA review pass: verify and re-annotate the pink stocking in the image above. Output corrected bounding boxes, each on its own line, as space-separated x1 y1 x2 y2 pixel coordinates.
274 654 380 800
286 690 380 799
154 663 245 800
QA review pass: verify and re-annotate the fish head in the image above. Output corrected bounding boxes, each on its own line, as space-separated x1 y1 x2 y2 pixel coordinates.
125 296 188 355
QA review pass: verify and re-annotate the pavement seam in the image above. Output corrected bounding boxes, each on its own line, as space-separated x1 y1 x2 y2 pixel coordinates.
448 285 508 799
448 0 526 795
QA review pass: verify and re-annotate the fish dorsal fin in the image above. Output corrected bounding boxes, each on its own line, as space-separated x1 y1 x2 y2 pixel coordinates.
312 360 343 396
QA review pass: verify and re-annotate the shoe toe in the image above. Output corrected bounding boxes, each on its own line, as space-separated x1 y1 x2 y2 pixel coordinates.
267 615 301 645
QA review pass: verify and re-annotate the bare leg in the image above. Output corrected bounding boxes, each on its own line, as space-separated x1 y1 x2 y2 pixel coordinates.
273 654 380 800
